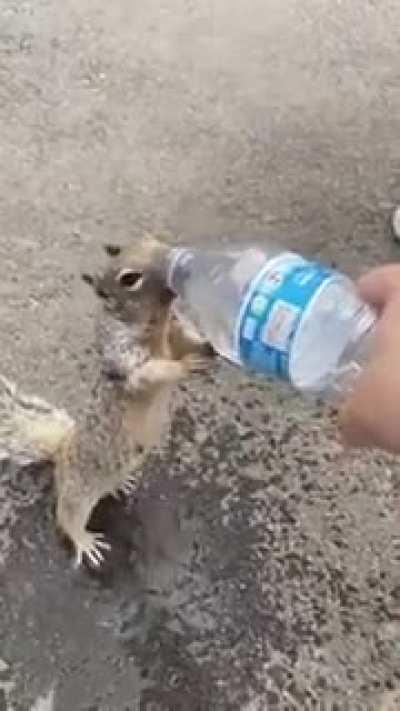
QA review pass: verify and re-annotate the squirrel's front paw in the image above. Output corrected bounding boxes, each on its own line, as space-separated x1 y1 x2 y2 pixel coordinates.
197 341 216 359
182 354 213 376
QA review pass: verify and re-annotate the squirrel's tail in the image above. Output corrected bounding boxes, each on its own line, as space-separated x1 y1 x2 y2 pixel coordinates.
0 375 75 468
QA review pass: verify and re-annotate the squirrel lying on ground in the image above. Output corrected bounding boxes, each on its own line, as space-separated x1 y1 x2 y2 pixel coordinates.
0 235 213 567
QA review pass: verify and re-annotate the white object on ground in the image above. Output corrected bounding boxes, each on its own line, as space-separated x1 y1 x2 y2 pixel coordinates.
391 206 400 241
30 688 55 711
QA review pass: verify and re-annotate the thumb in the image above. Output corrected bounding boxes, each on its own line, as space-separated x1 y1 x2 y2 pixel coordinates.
338 372 379 449
358 265 400 311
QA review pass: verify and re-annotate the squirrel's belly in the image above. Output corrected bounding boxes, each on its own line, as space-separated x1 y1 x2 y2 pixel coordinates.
122 389 172 449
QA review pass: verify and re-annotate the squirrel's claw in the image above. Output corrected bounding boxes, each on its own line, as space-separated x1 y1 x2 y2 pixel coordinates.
73 532 111 569
183 354 213 375
118 475 137 497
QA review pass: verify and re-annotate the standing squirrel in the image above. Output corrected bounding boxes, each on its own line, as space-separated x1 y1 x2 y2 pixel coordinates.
0 235 213 567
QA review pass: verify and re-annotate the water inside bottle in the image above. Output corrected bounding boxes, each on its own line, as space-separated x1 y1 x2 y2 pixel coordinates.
289 277 376 393
169 247 268 362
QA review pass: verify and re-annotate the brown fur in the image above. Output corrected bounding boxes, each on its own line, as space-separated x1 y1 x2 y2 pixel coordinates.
56 244 213 567
0 234 213 568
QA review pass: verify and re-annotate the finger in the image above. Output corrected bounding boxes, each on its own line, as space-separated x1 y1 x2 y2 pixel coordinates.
358 265 400 310
339 356 400 453
368 293 400 354
339 375 377 449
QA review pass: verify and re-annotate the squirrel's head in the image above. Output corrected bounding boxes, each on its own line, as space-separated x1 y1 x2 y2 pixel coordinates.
102 233 169 271
82 264 175 325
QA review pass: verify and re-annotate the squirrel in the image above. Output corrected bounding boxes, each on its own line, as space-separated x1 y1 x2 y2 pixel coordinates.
0 235 214 568
101 233 210 361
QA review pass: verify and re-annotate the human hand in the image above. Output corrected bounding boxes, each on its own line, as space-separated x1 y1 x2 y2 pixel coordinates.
339 264 400 454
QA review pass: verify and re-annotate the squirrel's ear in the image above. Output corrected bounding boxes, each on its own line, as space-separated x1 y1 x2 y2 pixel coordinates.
103 243 121 257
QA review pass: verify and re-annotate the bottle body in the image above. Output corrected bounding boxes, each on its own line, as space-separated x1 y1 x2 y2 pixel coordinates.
167 244 376 398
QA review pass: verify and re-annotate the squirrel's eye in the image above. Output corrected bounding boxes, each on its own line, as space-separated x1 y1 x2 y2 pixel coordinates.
117 269 144 290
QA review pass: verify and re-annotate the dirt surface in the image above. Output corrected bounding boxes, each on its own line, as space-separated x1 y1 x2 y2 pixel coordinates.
0 0 400 709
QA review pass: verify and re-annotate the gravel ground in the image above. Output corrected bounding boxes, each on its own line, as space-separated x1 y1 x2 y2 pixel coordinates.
0 0 399 709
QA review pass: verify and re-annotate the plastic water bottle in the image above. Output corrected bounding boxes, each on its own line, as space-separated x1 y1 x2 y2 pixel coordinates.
166 243 377 398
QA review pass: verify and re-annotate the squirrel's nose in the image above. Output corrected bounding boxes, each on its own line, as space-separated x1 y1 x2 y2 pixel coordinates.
160 286 175 305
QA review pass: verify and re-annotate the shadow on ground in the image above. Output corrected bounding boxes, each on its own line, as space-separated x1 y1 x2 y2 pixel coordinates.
1 369 400 710
0 0 400 708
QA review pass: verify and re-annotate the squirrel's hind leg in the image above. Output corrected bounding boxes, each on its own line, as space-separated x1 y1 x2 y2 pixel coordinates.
56 492 111 568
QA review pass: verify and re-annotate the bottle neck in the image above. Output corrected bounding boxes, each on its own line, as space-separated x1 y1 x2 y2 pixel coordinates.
167 248 195 294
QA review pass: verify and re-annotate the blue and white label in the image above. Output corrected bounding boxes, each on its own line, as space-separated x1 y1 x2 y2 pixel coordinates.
234 252 335 382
